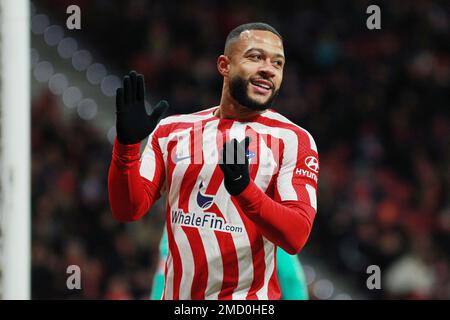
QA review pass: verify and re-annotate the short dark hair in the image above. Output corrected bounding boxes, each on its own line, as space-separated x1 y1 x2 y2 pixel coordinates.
224 22 283 53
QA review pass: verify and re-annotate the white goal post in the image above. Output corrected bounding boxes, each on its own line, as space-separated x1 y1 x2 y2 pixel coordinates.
0 0 31 299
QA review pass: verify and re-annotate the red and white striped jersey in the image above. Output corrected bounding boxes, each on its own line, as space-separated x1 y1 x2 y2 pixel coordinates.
108 106 319 300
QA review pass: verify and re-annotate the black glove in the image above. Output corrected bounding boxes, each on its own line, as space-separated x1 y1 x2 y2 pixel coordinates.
219 137 251 196
115 70 169 145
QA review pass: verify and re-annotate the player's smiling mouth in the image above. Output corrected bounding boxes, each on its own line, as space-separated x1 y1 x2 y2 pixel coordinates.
249 79 273 95
250 78 273 90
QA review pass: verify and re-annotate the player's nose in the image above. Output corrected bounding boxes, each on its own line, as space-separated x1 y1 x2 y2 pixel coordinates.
258 60 276 79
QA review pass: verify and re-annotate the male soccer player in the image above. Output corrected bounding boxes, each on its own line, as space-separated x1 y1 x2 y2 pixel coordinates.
108 22 319 299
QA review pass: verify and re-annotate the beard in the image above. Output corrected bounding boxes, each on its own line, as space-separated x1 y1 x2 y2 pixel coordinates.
229 75 279 111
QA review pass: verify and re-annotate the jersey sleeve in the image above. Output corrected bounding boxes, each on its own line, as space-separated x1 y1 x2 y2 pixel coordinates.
274 130 319 215
108 125 166 222
233 129 319 254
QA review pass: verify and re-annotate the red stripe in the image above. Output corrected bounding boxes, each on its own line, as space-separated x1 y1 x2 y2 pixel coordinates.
165 208 183 299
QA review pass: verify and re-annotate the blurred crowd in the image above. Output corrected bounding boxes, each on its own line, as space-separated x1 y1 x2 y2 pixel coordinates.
32 0 449 299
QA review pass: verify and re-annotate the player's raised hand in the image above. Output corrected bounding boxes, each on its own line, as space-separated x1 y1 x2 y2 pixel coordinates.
115 70 169 145
219 137 251 196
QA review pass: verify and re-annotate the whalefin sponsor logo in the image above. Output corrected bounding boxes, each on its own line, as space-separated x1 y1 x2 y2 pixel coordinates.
171 209 243 234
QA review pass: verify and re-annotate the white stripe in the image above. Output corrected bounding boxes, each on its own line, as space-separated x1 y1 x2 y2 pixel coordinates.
140 133 158 181
173 224 195 299
305 183 317 211
262 110 318 152
253 135 278 191
255 238 276 299
164 252 174 299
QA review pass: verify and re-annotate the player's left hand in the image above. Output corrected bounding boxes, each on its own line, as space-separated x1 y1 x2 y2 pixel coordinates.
219 137 251 196
115 70 169 145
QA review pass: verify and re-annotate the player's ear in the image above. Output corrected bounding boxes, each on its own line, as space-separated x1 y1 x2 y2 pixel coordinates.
217 55 230 77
